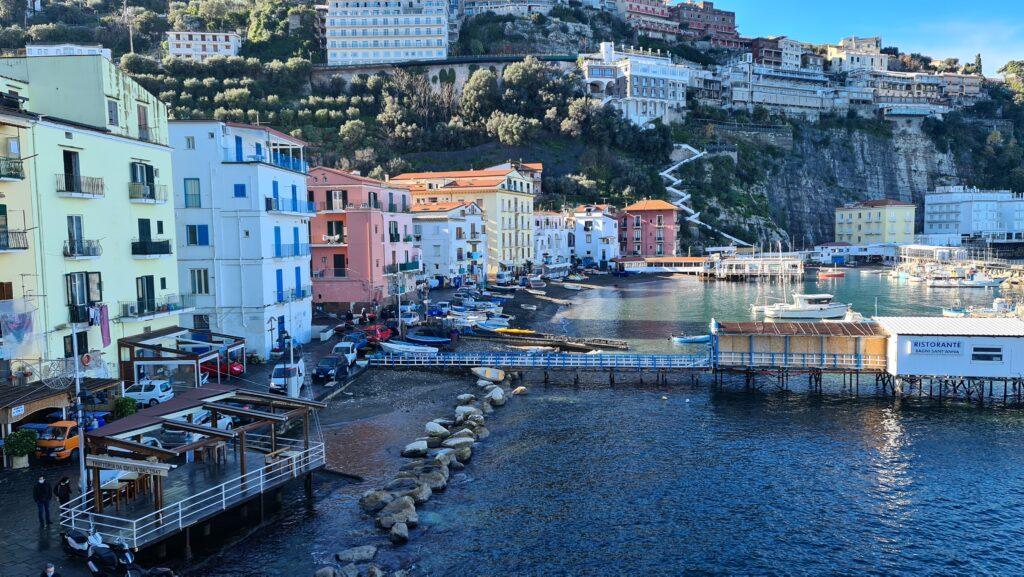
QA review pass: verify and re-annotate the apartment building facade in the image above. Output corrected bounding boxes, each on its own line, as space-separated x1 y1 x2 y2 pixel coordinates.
0 55 182 380
922 186 1024 252
392 168 535 278
834 199 916 245
413 201 486 286
307 168 419 312
826 36 889 72
166 31 242 62
612 0 679 41
670 1 743 49
581 42 691 126
618 199 678 257
572 204 620 269
325 0 449 65
25 43 112 60
533 211 574 278
170 120 313 357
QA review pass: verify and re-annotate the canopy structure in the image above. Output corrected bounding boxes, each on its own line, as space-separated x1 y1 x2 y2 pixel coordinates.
117 326 246 388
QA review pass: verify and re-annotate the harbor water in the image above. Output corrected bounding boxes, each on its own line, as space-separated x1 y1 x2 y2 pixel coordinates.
190 272 1024 576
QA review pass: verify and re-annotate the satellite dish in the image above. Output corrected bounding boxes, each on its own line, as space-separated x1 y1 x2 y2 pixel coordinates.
40 357 75 390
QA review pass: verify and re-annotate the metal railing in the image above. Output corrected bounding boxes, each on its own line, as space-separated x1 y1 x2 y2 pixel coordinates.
56 173 104 197
0 156 24 179
0 230 28 251
275 286 313 303
384 263 400 274
128 182 168 203
265 196 316 214
119 293 194 319
370 352 711 370
60 437 325 550
137 126 161 144
223 148 308 173
63 239 102 258
131 238 173 256
273 244 311 258
313 268 347 279
399 260 420 272
715 351 887 370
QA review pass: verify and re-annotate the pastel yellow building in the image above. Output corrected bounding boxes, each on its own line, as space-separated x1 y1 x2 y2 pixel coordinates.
0 54 183 382
390 168 535 278
834 199 916 245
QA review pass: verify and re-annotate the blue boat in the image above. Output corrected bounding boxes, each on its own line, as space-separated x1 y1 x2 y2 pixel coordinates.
670 334 711 344
405 331 453 346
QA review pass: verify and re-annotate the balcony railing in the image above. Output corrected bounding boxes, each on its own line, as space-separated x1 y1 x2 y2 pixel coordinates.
399 260 420 272
56 173 105 197
0 230 28 251
273 244 311 258
265 196 316 215
137 126 160 144
119 293 195 319
0 156 24 180
68 304 91 324
275 285 313 303
403 234 414 242
223 148 309 173
388 234 401 243
313 268 347 279
384 263 400 274
131 238 173 256
63 239 102 258
314 235 346 245
128 182 168 203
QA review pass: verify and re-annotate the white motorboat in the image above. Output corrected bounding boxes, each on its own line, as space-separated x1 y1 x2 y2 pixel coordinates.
763 293 850 320
520 304 538 311
379 340 438 354
562 283 583 291
471 367 505 382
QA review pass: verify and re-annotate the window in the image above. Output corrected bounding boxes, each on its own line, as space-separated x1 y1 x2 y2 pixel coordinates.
0 281 13 300
63 331 88 358
190 268 210 294
193 314 210 330
233 183 246 198
185 136 196 150
106 100 118 125
186 224 210 246
184 178 201 207
972 346 1003 363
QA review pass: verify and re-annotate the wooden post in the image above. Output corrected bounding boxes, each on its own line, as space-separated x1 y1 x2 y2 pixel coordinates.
303 408 310 450
270 424 277 452
92 467 102 513
239 431 247 477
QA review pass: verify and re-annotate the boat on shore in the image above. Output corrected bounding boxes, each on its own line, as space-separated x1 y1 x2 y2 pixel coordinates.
405 331 453 346
380 340 438 354
471 367 505 382
763 293 850 320
562 283 583 291
524 288 546 296
670 334 711 344
513 345 557 353
520 304 538 311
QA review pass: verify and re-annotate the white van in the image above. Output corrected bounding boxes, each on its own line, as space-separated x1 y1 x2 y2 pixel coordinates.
331 341 358 366
269 359 306 395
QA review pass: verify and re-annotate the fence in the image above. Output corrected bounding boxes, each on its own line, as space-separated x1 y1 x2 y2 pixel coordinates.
370 352 711 370
715 351 887 370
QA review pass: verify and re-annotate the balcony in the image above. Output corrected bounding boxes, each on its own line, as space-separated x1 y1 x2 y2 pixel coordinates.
265 196 316 215
131 238 173 258
137 126 161 144
273 244 311 258
0 156 24 181
128 182 169 204
399 260 420 272
0 230 28 252
63 239 102 259
384 263 400 274
313 268 347 279
388 234 401 243
312 234 346 247
68 304 92 324
403 234 414 242
56 174 105 198
275 285 313 303
119 294 195 320
223 148 309 174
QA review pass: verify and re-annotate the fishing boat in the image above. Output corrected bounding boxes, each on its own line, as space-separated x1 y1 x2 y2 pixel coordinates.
520 304 538 311
763 293 850 320
817 266 846 279
379 340 438 354
495 327 536 335
488 312 515 322
513 345 557 353
524 288 546 296
670 334 711 344
471 367 505 382
964 298 1018 318
405 330 453 346
528 276 547 289
942 306 969 318
562 283 583 291
475 320 512 332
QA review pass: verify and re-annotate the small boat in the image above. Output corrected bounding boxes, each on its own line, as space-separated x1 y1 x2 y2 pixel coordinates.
513 345 557 353
566 274 587 282
670 334 711 344
817 267 846 279
529 276 547 289
562 283 583 291
471 367 505 382
520 304 538 311
475 320 512 332
524 288 546 296
495 328 535 335
763 293 850 320
405 331 452 346
379 340 438 354
823 310 868 323
942 307 969 318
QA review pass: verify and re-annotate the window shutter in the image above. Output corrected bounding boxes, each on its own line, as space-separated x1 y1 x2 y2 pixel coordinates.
65 273 74 305
198 225 209 246
87 272 102 303
326 190 333 210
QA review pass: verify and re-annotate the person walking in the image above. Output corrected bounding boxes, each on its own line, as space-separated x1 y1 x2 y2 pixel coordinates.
32 476 53 526
54 476 74 508
39 562 60 577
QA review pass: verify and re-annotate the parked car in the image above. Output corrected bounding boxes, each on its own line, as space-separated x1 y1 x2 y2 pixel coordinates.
199 359 245 377
269 359 306 395
363 324 393 344
34 421 80 460
331 341 358 366
342 331 369 350
313 356 348 384
123 379 174 406
333 322 355 336
399 311 421 326
111 436 164 454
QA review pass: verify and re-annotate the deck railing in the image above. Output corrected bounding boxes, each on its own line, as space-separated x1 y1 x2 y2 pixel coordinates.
715 351 887 370
370 352 711 370
60 437 324 550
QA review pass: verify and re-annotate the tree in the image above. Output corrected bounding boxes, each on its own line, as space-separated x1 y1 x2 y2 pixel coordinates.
0 0 26 26
485 111 540 145
338 119 367 150
460 69 499 123
999 61 1024 104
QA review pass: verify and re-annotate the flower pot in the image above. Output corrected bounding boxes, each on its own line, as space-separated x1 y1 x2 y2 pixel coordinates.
10 454 28 469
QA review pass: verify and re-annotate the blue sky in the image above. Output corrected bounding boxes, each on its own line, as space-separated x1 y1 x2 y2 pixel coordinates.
717 0 1024 76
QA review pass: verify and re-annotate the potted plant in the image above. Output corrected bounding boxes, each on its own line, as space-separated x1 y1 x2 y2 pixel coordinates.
3 429 38 469
112 396 137 419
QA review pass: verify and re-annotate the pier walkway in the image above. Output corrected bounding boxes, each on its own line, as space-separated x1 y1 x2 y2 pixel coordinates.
369 352 711 371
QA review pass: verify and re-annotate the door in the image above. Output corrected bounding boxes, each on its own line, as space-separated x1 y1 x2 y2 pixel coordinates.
255 142 262 160
333 253 346 277
292 226 300 253
290 184 298 212
275 269 284 302
273 226 282 257
62 150 80 191
294 266 302 297
234 136 243 162
136 275 155 314
67 215 83 255
138 219 152 241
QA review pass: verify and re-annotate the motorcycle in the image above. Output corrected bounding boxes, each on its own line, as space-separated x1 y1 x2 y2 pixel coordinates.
62 529 106 559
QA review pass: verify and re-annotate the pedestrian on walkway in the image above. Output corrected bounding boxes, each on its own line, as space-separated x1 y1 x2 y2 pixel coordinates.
39 562 60 576
32 476 53 526
54 476 74 507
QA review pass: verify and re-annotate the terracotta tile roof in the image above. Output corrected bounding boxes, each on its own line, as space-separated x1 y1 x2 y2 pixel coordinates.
574 204 614 213
841 198 915 208
521 162 543 171
411 201 471 212
623 199 678 212
308 166 389 187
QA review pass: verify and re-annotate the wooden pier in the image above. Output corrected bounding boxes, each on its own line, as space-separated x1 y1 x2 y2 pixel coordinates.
464 330 630 351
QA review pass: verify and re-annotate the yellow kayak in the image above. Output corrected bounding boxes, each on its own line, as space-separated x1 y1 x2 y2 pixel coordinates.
495 328 535 335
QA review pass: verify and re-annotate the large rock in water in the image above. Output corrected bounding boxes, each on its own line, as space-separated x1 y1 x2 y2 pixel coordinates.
385 477 432 504
425 421 450 437
455 405 482 421
377 496 418 529
401 440 429 458
475 379 492 388
335 545 377 563
449 427 477 440
456 393 476 403
314 567 338 577
390 521 409 545
358 490 394 513
484 387 506 406
441 436 474 449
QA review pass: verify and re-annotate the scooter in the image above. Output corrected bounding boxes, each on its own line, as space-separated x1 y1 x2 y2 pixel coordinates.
62 529 106 559
87 538 176 577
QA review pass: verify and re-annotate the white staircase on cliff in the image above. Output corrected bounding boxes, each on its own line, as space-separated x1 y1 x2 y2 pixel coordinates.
662 143 751 247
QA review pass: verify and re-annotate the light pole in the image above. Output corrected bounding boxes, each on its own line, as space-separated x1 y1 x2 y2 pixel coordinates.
69 321 88 495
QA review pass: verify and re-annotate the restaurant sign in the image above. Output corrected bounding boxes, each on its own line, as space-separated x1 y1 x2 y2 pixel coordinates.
910 339 963 356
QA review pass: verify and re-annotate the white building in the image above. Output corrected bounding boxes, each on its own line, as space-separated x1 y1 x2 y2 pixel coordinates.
572 204 620 269
166 31 242 62
724 54 850 117
325 0 449 66
922 185 1024 248
462 0 555 16
169 120 314 358
875 317 1024 380
25 43 111 60
580 42 692 126
826 36 889 72
533 211 574 278
412 201 487 286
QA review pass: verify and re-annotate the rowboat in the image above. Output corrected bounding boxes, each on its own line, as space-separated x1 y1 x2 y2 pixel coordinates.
670 334 711 344
524 288 546 296
379 340 438 354
520 304 538 311
405 331 452 346
817 266 846 279
495 328 535 335
562 283 583 291
471 367 505 382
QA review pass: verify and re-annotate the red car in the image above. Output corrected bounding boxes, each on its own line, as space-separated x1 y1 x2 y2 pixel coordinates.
363 324 393 344
199 359 245 377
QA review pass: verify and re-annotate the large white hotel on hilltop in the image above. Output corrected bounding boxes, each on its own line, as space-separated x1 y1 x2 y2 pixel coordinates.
325 0 449 65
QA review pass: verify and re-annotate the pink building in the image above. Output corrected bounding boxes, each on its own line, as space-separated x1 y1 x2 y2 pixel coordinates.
307 167 419 312
618 199 679 257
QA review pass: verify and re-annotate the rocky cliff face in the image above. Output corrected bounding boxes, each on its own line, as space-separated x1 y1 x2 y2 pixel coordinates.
763 121 959 247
